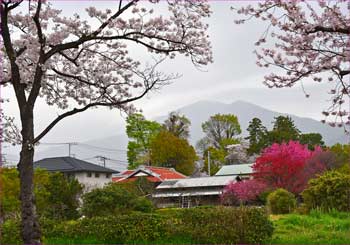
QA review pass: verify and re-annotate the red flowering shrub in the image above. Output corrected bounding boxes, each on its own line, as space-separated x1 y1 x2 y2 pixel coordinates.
253 141 326 195
221 179 268 204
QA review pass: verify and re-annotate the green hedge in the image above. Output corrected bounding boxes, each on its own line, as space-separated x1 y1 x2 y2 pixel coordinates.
1 207 273 244
169 206 274 244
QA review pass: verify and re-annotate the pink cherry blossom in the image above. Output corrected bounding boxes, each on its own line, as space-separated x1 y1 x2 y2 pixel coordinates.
221 179 268 204
0 1 212 242
0 0 213 144
233 1 350 130
253 140 326 195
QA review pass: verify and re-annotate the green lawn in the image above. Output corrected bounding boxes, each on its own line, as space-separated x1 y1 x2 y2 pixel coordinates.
268 211 350 244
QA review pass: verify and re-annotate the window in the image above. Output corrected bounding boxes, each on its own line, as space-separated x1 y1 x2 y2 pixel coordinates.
87 172 92 178
106 173 111 178
95 173 100 178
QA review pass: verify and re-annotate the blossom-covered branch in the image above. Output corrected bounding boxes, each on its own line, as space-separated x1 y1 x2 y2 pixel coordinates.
233 0 350 129
1 0 212 143
1 1 212 242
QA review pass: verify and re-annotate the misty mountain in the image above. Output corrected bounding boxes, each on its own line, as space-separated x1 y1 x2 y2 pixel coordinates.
6 100 348 171
167 100 348 146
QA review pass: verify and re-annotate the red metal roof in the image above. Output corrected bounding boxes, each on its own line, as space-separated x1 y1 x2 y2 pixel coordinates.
112 166 187 183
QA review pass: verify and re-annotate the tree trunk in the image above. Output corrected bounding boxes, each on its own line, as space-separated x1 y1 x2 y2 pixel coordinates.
18 113 41 244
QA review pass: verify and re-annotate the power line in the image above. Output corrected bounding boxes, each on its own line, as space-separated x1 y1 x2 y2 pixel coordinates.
77 143 127 152
99 156 128 165
82 155 128 166
40 142 127 152
82 157 97 161
107 159 129 164
38 142 127 160
38 142 77 157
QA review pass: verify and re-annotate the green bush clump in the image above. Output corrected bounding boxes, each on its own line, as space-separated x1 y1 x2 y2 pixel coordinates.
160 206 273 244
1 207 273 244
267 188 296 214
131 197 154 213
43 213 167 244
302 170 350 212
81 183 154 217
258 190 273 205
0 219 22 244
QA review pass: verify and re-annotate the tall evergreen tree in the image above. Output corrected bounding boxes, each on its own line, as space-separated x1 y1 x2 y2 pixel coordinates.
268 116 300 144
299 133 325 150
246 118 268 155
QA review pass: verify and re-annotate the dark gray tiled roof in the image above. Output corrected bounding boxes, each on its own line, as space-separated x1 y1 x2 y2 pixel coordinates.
34 157 118 173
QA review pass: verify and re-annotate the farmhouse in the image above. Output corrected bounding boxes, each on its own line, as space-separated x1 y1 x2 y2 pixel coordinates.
215 163 253 180
112 165 187 185
34 156 119 191
152 175 236 208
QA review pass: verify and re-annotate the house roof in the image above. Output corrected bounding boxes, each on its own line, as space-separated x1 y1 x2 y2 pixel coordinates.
112 166 187 183
153 189 223 198
156 175 237 189
215 164 253 176
34 157 118 173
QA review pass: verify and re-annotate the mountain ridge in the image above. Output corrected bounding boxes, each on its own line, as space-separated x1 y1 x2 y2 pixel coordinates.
6 100 347 171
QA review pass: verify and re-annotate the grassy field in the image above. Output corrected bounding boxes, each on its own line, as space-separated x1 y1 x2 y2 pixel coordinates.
268 211 350 244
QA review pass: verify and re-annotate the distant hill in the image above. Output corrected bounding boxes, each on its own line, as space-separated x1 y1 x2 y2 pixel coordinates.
165 100 348 146
10 100 347 171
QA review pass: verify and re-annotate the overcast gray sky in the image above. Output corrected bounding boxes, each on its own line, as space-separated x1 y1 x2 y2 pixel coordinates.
3 1 333 153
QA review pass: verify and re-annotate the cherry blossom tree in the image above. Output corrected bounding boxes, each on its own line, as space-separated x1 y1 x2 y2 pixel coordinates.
233 1 350 129
253 141 326 195
221 179 268 205
0 0 212 243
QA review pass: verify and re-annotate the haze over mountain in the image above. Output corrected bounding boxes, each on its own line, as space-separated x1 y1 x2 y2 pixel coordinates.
5 100 348 171
169 100 348 146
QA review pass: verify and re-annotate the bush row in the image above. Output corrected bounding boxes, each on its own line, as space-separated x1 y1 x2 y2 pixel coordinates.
1 206 273 244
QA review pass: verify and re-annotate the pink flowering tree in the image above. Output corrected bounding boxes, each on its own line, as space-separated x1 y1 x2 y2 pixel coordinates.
253 141 326 195
0 0 212 242
233 1 350 129
221 179 268 205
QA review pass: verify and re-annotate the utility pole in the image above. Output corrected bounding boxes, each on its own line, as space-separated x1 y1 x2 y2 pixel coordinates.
67 142 78 157
38 142 77 157
207 150 211 176
96 155 107 167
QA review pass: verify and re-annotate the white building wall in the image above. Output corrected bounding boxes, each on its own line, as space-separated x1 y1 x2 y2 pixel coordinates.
74 172 112 192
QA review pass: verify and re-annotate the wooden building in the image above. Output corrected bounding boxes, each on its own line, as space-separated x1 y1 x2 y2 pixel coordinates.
152 175 236 208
